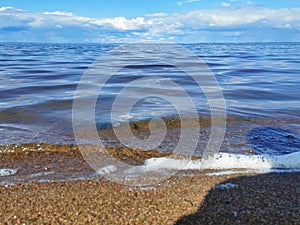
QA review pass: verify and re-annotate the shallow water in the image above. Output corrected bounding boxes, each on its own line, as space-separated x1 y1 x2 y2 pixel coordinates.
1 43 300 142
0 42 299 183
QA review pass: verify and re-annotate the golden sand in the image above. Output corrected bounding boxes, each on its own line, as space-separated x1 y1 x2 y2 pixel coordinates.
0 145 299 224
1 171 299 224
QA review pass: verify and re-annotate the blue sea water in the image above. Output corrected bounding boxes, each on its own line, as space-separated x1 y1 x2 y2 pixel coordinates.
0 42 300 185
0 42 300 154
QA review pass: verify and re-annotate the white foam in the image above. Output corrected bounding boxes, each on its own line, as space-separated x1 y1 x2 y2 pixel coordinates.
206 169 300 176
214 183 238 189
206 170 249 176
29 171 55 178
138 186 157 191
116 114 132 121
0 168 18 176
140 152 300 172
97 165 117 175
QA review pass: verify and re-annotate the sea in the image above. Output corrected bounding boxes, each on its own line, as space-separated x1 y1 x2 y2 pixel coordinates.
0 42 300 185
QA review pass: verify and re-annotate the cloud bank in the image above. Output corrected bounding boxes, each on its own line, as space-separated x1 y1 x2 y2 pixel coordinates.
0 5 299 42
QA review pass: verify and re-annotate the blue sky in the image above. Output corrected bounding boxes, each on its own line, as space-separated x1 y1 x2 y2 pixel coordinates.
1 0 300 42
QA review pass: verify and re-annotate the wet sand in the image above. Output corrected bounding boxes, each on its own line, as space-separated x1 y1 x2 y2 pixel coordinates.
0 144 299 224
1 167 299 224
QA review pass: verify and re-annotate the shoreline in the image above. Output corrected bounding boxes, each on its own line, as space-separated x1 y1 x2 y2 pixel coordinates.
1 139 299 224
1 144 299 184
1 172 299 224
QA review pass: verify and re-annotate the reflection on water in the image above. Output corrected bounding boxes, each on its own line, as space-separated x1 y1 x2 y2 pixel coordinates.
0 43 300 150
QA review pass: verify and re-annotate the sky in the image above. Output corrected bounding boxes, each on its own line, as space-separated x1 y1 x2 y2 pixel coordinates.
0 0 300 43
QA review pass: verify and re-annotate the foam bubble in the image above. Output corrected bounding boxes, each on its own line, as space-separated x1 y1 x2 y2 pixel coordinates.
214 183 238 189
97 165 117 175
29 171 55 178
0 168 18 176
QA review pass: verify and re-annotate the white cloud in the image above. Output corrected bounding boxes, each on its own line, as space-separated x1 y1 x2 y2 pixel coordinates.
145 13 168 18
91 16 152 30
177 0 201 6
43 11 74 16
1 6 300 43
0 7 150 31
179 7 300 28
221 2 231 7
0 6 22 12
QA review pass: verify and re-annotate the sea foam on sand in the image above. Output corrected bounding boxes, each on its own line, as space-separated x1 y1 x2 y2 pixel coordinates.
139 151 300 171
0 168 18 177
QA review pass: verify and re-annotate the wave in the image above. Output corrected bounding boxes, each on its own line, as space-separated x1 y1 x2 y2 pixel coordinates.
0 143 299 185
125 152 300 175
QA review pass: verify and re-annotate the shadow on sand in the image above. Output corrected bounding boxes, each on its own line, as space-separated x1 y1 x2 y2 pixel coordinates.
176 126 300 224
175 172 299 224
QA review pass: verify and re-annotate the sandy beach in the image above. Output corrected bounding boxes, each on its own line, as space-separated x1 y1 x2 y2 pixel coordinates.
1 4 300 224
1 149 299 225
